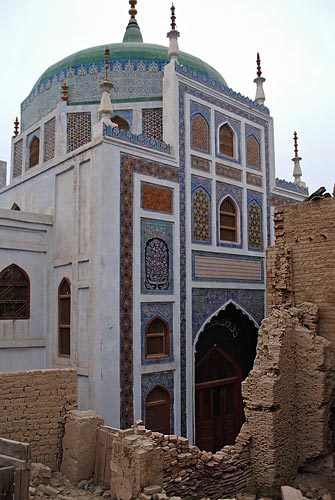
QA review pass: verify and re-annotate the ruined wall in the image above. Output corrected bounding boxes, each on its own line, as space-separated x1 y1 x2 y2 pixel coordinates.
267 197 335 341
243 304 335 495
0 369 77 469
93 420 253 500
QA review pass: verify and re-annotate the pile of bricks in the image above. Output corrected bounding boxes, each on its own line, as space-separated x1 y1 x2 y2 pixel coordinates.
138 422 253 500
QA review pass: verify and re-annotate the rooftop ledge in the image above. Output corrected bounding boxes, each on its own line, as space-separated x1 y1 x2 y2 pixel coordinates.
103 124 171 154
275 177 309 196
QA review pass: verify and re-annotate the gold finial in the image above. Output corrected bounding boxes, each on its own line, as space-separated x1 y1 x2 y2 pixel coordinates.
61 80 68 102
13 116 19 136
293 131 299 158
129 0 138 23
104 47 110 79
171 3 176 31
256 52 262 77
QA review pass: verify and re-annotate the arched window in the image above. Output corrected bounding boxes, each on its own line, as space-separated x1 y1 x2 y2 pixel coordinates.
29 136 40 168
0 264 30 319
246 135 260 168
58 278 71 357
191 114 209 153
145 317 169 358
112 115 130 131
145 386 170 434
192 187 211 243
219 197 238 242
11 203 21 211
219 123 234 157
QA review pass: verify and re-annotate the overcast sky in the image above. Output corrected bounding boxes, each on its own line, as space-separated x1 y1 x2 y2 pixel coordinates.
1 0 334 193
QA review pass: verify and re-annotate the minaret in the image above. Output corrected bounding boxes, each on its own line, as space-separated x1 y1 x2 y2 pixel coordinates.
254 53 266 105
291 131 306 187
167 3 180 62
123 0 143 43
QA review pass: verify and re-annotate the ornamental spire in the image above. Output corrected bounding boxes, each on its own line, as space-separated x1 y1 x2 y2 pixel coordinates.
128 0 138 23
123 0 143 42
167 3 180 62
291 131 306 187
13 116 20 137
254 52 266 105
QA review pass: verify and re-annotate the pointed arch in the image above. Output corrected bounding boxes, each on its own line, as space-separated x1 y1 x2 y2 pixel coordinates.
219 196 238 242
246 134 260 168
145 385 170 434
111 115 130 131
0 264 30 319
11 203 21 211
219 123 234 157
192 186 211 243
29 136 40 168
145 316 170 358
191 113 209 153
58 277 71 357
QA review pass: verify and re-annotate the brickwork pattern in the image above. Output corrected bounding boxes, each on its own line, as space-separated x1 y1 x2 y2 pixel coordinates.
13 140 23 178
0 369 77 470
191 114 209 153
267 197 335 340
141 182 173 213
67 112 91 152
246 135 260 168
248 200 262 249
192 187 210 242
43 117 56 162
246 172 262 187
142 108 163 140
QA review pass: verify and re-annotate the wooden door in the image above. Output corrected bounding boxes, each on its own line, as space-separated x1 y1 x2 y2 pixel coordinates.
195 345 242 452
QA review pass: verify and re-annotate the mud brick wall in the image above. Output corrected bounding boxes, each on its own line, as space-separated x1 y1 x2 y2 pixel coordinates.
0 369 77 470
267 197 335 341
243 304 335 495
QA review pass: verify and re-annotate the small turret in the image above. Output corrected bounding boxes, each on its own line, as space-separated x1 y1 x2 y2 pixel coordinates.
291 131 306 187
254 53 266 105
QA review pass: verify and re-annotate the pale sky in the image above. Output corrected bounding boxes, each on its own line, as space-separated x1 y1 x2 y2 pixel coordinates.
1 0 334 193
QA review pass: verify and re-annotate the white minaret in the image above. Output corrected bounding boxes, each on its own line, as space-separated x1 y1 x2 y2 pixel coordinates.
292 131 306 187
167 3 180 62
254 53 266 105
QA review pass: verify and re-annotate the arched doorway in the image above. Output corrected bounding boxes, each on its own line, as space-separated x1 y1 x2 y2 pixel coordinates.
195 303 258 452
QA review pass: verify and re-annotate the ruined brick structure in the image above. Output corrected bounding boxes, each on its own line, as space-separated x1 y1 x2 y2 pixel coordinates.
0 369 77 469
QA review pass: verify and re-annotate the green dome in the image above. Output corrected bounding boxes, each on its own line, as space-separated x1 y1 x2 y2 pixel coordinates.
38 42 227 87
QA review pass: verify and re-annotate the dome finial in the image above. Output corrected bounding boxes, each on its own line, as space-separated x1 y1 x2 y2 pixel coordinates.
129 0 138 23
167 3 180 62
254 52 266 105
291 131 306 187
123 0 143 42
